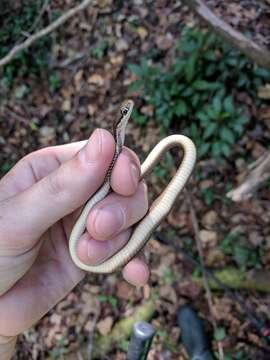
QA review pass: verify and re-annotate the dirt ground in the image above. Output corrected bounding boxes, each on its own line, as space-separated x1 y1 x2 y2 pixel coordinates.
1 1 270 359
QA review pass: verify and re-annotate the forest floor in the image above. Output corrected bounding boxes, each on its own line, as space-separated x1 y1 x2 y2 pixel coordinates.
1 1 270 359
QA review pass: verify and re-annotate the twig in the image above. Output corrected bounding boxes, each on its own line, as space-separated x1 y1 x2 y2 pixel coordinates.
0 0 93 67
227 152 270 201
185 189 224 360
183 0 270 69
88 301 101 360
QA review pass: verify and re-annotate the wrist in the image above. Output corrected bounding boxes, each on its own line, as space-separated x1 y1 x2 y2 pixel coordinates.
0 335 17 360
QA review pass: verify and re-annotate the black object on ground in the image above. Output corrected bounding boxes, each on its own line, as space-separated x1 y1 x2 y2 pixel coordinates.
177 305 215 360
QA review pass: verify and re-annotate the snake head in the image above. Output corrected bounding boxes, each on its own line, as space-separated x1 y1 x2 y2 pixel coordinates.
113 100 134 147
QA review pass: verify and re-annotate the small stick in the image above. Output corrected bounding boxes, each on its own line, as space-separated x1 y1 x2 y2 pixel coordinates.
88 301 101 360
185 189 224 360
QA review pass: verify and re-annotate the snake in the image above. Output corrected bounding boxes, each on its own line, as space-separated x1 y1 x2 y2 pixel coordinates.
69 100 196 273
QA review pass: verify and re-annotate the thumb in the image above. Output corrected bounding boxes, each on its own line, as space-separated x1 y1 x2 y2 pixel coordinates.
0 129 115 254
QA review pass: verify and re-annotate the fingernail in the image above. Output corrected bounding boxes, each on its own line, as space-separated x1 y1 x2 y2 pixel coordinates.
123 275 143 288
131 163 140 187
80 129 102 163
93 204 124 238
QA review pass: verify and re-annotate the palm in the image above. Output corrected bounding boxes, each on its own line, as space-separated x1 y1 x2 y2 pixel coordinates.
0 147 86 337
0 213 85 337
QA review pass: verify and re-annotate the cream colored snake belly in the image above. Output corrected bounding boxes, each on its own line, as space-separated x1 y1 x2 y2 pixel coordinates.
69 100 196 273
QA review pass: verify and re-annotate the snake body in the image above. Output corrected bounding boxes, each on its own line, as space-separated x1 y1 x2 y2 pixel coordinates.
69 100 196 273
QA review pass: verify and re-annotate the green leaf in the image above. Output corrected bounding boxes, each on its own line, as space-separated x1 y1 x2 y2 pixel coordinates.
190 123 198 138
192 80 220 91
212 142 221 158
196 111 208 123
198 142 210 157
214 327 226 341
203 122 217 139
128 80 143 93
14 84 30 98
185 52 198 82
220 127 235 144
223 95 234 113
128 63 142 77
174 100 188 116
221 143 231 157
213 96 222 115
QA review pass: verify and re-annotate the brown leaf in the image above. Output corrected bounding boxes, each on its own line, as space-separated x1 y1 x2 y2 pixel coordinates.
116 281 134 300
74 70 84 91
88 74 105 86
201 210 219 229
258 84 270 99
61 99 71 112
97 316 113 335
199 230 218 246
110 54 124 65
248 231 264 247
39 126 55 143
136 26 148 40
159 285 177 303
206 249 225 266
115 39 129 52
156 33 173 50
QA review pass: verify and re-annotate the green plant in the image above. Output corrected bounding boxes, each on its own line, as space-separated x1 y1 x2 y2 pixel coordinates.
220 231 263 272
201 187 215 205
118 339 129 352
90 40 109 59
49 73 61 93
49 337 69 358
128 27 270 160
98 294 118 308
162 266 176 285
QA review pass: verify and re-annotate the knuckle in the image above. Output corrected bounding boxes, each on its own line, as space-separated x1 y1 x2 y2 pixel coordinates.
47 170 64 196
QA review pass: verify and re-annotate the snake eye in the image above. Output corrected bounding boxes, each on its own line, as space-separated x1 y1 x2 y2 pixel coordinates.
121 106 129 116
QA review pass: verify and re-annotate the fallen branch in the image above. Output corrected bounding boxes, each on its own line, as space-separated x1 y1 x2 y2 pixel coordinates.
88 300 101 360
183 0 270 69
0 0 93 67
227 152 270 201
193 267 270 292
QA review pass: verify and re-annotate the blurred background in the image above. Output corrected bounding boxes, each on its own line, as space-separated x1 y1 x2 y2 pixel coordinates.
1 0 270 359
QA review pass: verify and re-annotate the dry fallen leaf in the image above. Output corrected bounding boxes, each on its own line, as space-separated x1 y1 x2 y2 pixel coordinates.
116 281 134 300
115 39 129 52
199 230 218 246
97 316 113 335
88 74 105 86
136 26 148 40
156 33 173 50
206 248 225 266
201 210 219 229
39 126 55 143
258 84 270 99
61 99 71 112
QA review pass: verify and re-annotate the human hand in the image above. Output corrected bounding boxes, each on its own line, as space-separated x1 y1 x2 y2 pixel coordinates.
0 129 149 351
